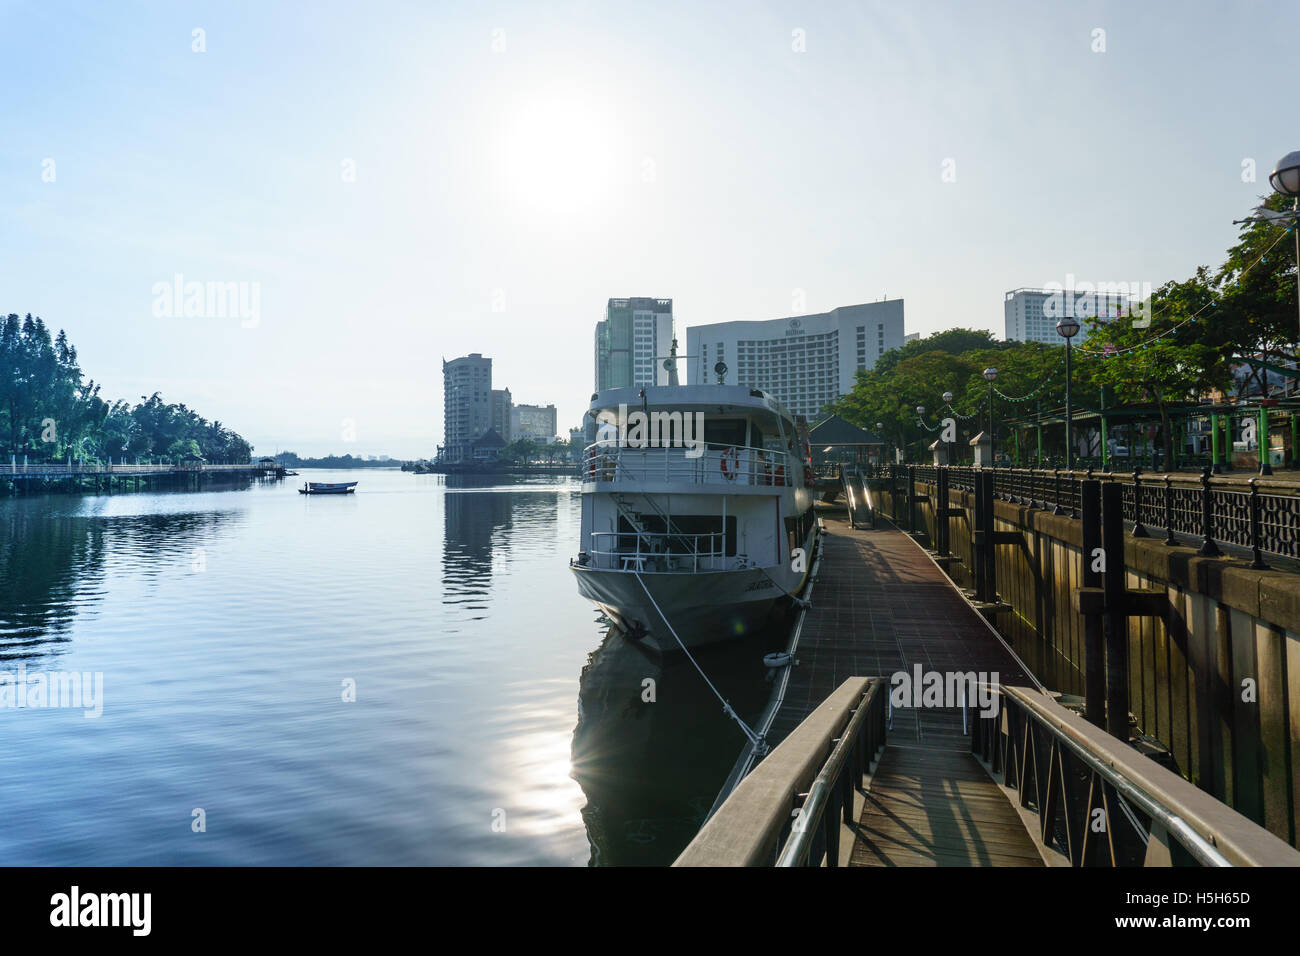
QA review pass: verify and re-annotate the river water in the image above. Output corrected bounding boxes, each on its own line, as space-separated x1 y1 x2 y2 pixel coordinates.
0 469 783 865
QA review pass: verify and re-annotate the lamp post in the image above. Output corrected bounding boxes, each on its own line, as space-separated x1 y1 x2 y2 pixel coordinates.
1056 316 1080 469
940 392 955 462
983 368 998 466
876 421 886 465
1268 152 1300 467
1269 151 1300 347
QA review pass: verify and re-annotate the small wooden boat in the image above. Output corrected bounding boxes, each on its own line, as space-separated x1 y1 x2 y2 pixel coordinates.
298 481 357 495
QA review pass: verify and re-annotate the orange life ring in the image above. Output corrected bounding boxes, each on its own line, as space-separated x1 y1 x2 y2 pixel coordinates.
720 446 739 480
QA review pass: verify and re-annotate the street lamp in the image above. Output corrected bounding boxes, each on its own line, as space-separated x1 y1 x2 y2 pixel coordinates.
983 368 998 465
942 391 954 405
1270 150 1300 381
1056 316 1080 469
876 421 886 464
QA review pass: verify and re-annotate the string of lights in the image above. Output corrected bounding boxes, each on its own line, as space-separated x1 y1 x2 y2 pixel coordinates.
1074 221 1295 357
991 355 1066 403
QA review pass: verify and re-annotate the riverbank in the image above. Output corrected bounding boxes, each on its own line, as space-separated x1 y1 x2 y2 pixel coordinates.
403 461 576 475
0 461 284 497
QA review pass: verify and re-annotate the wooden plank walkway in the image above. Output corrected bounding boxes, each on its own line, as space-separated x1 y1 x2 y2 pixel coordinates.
850 746 1042 866
772 508 1042 866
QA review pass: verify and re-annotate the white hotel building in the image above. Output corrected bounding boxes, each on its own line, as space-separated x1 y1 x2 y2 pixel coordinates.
1004 287 1136 345
685 300 905 419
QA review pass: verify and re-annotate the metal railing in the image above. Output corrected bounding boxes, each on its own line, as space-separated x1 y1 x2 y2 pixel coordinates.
582 530 747 573
889 463 1300 563
776 678 888 867
583 442 794 488
0 462 271 476
674 677 887 867
972 684 1300 866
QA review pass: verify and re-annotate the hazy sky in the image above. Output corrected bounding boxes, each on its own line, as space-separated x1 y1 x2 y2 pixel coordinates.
3 1 1296 457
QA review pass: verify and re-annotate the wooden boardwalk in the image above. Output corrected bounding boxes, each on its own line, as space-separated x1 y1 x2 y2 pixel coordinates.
851 746 1042 866
773 508 1043 866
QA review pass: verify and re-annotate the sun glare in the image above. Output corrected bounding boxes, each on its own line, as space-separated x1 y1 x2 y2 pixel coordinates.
492 89 619 224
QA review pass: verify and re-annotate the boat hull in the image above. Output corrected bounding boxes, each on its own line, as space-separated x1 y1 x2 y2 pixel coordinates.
572 565 789 652
299 481 357 495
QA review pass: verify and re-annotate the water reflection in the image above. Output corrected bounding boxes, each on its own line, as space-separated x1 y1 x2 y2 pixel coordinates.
570 613 790 866
0 471 792 865
0 505 238 664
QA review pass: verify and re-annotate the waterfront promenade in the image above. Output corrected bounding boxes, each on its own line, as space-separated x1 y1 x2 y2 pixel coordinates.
778 512 1042 866
0 460 284 495
678 499 1300 867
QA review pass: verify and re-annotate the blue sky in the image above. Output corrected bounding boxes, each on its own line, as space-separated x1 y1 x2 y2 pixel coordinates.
2 1 1296 457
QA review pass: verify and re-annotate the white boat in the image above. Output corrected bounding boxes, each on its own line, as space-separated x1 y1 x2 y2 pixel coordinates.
571 375 818 653
298 481 357 495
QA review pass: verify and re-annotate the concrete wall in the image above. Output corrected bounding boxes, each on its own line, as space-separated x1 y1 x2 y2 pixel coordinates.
876 478 1300 848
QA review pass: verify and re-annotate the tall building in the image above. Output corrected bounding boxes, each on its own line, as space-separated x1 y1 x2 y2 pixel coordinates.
1004 287 1134 345
490 388 513 444
512 403 558 442
685 300 905 420
442 353 492 463
594 297 674 391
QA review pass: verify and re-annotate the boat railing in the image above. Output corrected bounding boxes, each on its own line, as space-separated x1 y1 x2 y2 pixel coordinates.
582 442 793 488
583 530 748 573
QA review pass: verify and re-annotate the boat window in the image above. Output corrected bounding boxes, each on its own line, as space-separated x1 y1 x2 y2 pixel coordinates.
702 419 747 449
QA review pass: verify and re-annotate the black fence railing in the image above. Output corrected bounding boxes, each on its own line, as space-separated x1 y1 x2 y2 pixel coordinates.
972 685 1300 866
875 464 1300 564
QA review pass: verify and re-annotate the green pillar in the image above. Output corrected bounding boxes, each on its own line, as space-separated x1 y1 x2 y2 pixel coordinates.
1292 413 1299 469
1210 412 1221 473
1035 401 1043 467
1222 413 1233 472
1258 406 1272 475
1014 428 1020 466
1099 386 1108 470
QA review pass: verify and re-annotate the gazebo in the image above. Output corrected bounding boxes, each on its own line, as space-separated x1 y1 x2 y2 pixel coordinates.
808 415 883 469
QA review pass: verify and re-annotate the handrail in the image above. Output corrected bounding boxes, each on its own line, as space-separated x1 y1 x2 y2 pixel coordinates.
583 443 794 488
777 678 883 866
584 530 740 572
0 462 272 475
976 684 1300 866
674 677 887 867
892 463 1300 561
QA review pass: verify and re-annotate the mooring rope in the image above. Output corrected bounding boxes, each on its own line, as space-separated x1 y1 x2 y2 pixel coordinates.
758 565 811 608
634 572 769 755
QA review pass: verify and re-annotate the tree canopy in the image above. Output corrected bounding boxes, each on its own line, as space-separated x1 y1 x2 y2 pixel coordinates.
0 313 252 463
827 196 1299 463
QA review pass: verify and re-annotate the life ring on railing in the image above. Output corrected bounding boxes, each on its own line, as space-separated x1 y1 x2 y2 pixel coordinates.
773 464 786 486
720 446 739 481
